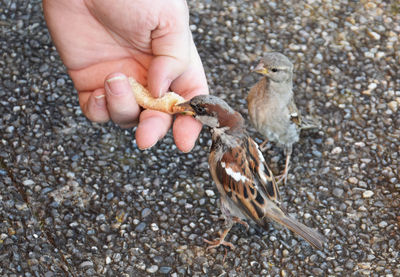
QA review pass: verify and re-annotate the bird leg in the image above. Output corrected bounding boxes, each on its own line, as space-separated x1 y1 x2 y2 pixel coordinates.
276 147 292 185
259 139 269 151
203 226 235 250
203 217 248 251
232 216 249 231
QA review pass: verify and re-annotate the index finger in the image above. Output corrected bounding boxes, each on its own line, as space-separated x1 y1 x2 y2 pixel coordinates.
170 45 209 152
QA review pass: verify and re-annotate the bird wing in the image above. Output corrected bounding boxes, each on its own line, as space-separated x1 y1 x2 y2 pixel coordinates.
288 97 321 130
213 137 279 225
288 97 301 126
245 136 279 201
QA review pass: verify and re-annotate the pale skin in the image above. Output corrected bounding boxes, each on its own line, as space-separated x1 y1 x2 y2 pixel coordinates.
42 0 209 152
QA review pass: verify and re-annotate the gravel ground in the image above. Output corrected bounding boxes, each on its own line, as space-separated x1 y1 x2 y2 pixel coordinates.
1 0 399 276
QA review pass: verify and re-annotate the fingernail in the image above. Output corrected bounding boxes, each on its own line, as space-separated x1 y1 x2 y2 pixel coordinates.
138 140 158 151
94 94 106 106
159 79 172 98
181 146 194 153
106 75 127 96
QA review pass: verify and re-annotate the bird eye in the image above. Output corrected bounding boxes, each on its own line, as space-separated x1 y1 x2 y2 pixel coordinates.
271 68 278 72
194 105 206 115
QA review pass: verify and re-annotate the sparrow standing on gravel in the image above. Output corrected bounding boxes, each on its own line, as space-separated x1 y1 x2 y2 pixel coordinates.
178 95 325 250
247 52 302 184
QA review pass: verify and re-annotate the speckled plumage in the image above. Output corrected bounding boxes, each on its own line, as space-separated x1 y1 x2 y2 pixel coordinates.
248 76 300 148
247 52 301 183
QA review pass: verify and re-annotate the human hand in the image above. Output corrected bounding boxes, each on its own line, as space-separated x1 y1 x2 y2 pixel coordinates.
43 0 208 152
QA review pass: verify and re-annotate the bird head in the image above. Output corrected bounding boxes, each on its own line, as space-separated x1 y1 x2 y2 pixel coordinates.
253 52 293 83
178 95 244 131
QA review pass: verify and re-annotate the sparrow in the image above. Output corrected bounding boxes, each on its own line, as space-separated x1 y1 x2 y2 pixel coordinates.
247 52 306 184
178 95 326 250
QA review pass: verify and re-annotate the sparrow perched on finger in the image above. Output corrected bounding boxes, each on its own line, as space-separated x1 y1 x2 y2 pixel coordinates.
178 95 326 250
247 52 316 184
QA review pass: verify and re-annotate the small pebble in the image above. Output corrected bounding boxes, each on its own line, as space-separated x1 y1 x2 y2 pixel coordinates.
135 222 146 232
205 190 215 197
6 126 14 133
331 147 342 154
387 101 398 112
151 223 159 231
354 142 366 147
363 190 374 198
105 257 112 264
159 267 172 274
22 180 35 186
79 261 94 268
333 188 344 197
348 177 358 184
379 221 388 228
141 208 152 218
146 265 158 274
312 268 324 275
367 30 381 40
368 83 377 90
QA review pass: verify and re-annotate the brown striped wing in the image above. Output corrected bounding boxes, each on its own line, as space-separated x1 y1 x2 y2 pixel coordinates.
288 97 301 126
214 137 279 223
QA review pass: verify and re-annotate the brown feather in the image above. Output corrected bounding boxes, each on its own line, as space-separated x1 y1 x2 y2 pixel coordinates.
288 97 301 126
212 137 280 225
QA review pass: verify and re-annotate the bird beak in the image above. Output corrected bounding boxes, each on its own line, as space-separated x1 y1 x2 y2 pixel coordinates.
176 101 195 116
253 62 268 75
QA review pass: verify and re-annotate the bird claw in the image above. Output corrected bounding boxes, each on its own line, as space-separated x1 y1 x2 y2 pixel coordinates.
275 164 290 185
203 238 235 250
275 173 287 185
203 227 235 250
233 217 249 231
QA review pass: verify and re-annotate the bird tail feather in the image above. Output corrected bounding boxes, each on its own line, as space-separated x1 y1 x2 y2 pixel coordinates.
263 205 326 250
300 115 321 131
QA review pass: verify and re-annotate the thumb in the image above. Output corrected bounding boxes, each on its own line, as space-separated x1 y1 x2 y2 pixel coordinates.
147 3 191 98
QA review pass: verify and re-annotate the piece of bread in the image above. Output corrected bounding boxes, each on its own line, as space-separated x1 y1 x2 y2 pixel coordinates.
128 77 187 114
